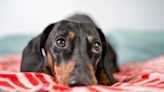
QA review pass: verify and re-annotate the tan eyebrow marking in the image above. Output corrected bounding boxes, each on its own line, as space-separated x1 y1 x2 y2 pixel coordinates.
87 35 94 43
68 31 75 39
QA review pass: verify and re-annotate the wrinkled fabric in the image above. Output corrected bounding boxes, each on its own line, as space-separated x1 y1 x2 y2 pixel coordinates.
0 55 164 92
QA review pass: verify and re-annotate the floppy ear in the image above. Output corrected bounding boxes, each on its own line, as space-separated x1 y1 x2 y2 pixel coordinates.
20 23 55 73
95 28 118 85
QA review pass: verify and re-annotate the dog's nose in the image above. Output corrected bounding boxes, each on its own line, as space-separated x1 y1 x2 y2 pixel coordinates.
68 80 87 87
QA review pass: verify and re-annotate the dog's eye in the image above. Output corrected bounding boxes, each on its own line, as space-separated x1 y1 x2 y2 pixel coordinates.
93 42 102 53
56 37 66 47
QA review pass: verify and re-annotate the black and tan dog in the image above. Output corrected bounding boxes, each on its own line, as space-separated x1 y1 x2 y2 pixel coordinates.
21 14 118 87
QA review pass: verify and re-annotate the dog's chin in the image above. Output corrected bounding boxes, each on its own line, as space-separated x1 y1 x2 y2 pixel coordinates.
56 83 94 87
56 80 69 87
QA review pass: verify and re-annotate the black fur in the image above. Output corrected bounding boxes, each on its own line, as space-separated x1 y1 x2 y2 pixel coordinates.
21 14 118 86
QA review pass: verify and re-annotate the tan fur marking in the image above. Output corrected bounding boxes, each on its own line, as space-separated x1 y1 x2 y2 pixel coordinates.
68 31 75 40
88 64 98 85
54 60 75 86
97 69 111 85
98 73 111 85
42 52 55 75
87 35 94 43
47 52 55 71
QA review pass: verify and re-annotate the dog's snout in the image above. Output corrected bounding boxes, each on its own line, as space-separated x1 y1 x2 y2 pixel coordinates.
68 78 89 87
68 80 87 87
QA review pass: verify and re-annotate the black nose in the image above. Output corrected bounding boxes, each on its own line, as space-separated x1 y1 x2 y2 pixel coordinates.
68 80 87 87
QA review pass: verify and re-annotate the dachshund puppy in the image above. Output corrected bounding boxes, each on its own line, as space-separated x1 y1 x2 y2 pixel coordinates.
21 14 118 87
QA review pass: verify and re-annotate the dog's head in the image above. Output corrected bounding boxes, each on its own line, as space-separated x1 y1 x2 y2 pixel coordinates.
21 14 117 86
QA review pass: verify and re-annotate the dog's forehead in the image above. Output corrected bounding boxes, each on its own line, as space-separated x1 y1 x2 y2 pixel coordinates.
50 20 100 39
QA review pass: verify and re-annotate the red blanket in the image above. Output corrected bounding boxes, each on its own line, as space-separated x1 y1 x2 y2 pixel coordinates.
0 55 164 92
